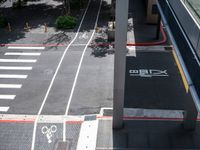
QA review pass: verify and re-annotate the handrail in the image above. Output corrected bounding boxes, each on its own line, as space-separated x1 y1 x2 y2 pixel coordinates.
157 0 200 111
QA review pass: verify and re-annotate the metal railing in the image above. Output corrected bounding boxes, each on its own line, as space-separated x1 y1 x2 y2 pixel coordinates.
157 0 200 110
182 0 200 25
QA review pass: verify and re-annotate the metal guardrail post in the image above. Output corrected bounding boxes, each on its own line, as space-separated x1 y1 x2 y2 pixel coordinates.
113 0 129 129
183 89 198 130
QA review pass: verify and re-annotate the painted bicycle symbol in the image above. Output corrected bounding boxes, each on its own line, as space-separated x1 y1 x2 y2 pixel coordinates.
41 125 57 143
79 32 89 39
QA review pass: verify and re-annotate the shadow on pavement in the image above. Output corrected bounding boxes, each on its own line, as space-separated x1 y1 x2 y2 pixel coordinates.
96 120 200 149
0 0 89 46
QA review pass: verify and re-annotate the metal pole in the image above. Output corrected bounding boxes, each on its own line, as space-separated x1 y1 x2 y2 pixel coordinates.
113 0 129 129
183 87 198 131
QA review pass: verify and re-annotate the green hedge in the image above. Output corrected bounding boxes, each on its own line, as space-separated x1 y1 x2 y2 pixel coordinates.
0 15 7 28
55 16 77 29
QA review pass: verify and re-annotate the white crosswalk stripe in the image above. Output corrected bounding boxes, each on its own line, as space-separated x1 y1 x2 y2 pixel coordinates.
0 84 22 88
0 95 16 100
0 66 32 70
0 59 37 63
5 52 41 56
0 46 44 113
0 74 28 79
0 107 9 112
8 46 45 50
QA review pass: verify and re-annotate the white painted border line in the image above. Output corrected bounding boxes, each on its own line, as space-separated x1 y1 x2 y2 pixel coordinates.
8 47 45 50
0 84 22 88
0 74 27 79
63 0 102 143
0 107 9 112
76 120 99 150
100 107 113 116
0 95 16 100
5 52 41 56
64 0 102 116
0 66 32 70
71 44 87 46
31 0 92 149
0 59 37 63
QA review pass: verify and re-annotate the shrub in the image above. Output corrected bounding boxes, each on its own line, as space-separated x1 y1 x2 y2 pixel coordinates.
55 16 77 29
0 15 7 28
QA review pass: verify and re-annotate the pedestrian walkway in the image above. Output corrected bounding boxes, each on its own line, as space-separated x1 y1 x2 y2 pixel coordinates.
96 119 200 149
0 46 44 112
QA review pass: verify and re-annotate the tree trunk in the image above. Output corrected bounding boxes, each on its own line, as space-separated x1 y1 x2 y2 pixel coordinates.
67 0 70 15
63 0 70 15
18 0 22 7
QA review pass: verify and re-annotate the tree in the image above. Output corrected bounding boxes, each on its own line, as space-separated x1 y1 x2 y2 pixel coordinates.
63 0 70 15
18 0 21 7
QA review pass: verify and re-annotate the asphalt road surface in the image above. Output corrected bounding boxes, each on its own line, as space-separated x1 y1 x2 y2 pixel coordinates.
0 0 113 149
0 0 197 149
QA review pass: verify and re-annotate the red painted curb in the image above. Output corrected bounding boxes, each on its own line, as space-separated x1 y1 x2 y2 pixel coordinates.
0 120 35 123
65 121 84 124
0 43 66 47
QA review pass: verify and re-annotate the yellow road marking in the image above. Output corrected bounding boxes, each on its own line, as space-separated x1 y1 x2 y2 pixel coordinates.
172 50 189 93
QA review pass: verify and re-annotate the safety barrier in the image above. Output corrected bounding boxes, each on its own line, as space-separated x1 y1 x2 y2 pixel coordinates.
158 0 200 108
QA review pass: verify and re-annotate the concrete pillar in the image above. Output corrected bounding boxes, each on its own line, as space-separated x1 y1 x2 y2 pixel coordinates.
113 0 129 129
146 0 158 24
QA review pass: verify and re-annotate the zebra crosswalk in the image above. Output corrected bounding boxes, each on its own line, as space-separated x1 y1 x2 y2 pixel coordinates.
0 46 45 112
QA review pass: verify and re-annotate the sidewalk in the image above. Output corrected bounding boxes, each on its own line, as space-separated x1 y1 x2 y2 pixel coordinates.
96 119 200 149
0 0 85 46
95 0 200 149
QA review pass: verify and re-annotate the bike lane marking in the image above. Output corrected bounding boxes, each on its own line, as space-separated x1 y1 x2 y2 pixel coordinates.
63 0 102 143
30 0 92 149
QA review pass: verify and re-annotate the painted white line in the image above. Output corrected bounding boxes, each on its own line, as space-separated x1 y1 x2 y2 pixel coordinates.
8 47 45 50
0 66 32 70
31 0 92 149
0 95 16 100
127 46 136 57
64 0 102 115
5 52 41 56
0 84 22 88
0 59 37 63
71 44 87 46
124 108 184 118
0 107 9 112
63 0 102 142
0 74 27 79
100 107 113 116
76 120 99 150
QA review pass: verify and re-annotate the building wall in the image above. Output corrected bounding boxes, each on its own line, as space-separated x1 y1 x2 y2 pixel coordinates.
146 0 158 24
